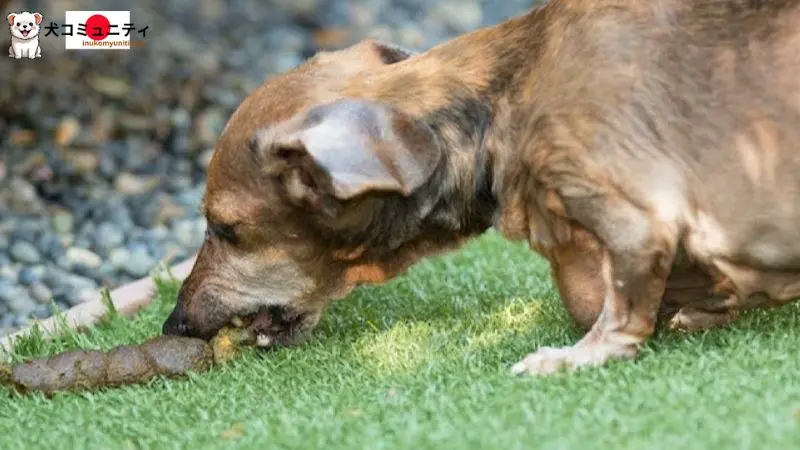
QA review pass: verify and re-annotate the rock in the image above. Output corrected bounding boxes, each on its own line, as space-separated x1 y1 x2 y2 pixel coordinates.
29 282 53 305
89 262 119 284
10 225 40 244
54 116 82 147
272 0 318 16
10 241 41 264
1 286 37 316
0 264 18 281
9 129 36 146
63 150 100 174
51 211 75 235
118 113 153 132
171 108 192 129
88 75 132 99
114 172 161 196
312 27 352 48
172 219 206 249
109 248 131 269
121 248 156 278
70 288 97 306
5 176 45 213
106 205 135 232
33 304 53 319
66 247 103 269
156 195 187 224
433 1 483 32
38 232 67 261
98 152 117 180
164 175 193 193
92 222 126 256
18 266 42 285
127 192 162 228
195 108 226 146
43 267 97 291
197 148 215 169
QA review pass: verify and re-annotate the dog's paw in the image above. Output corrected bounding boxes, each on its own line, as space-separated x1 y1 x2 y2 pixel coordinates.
511 342 637 376
511 346 578 376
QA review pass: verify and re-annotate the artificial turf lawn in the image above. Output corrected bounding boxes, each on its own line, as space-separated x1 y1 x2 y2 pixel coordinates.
1 230 799 450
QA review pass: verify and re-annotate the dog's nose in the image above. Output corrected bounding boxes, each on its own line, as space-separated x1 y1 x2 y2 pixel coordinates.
162 301 191 336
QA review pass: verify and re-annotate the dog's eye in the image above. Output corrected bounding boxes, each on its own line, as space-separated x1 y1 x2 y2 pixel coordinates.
16 22 20 26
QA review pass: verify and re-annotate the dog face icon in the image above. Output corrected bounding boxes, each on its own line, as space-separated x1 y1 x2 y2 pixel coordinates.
8 11 43 59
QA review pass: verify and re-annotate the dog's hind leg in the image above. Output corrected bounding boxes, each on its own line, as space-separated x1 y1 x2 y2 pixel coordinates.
513 194 677 375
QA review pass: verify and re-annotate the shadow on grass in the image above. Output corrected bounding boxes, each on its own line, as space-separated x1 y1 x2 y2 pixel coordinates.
6 228 800 391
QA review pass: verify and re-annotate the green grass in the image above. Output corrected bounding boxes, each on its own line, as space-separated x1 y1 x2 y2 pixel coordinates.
1 230 799 449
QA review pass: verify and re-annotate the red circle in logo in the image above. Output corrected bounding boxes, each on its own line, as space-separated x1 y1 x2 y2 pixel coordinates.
85 14 110 41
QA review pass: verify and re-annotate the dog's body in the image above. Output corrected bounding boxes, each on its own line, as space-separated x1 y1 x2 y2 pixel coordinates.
7 12 42 59
165 0 800 375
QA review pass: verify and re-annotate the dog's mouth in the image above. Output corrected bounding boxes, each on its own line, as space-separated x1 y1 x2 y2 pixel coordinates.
20 30 30 37
235 305 310 348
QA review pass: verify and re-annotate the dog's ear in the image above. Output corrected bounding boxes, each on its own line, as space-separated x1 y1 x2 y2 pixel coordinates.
33 13 42 25
7 14 15 26
258 99 442 213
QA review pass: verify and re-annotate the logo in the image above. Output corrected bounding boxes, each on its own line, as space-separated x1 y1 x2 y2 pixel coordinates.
62 11 134 50
7 11 43 59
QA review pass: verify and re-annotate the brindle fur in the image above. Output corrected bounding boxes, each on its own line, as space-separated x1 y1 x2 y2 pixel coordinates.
165 0 800 375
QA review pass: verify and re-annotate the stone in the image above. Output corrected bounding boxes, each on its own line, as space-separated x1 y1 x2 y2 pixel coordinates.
115 172 161 196
18 266 41 285
92 222 126 256
6 176 45 213
43 267 97 291
29 282 54 305
51 211 75 234
69 288 98 306
110 248 131 269
38 232 66 261
64 150 100 174
88 75 132 99
10 241 41 264
33 304 53 319
66 247 103 269
121 249 156 278
1 286 37 316
54 116 82 147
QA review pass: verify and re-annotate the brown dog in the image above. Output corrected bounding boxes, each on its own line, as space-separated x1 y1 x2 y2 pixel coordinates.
165 0 800 375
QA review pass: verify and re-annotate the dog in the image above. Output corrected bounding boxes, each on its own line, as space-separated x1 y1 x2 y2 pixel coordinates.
7 11 42 59
164 0 800 376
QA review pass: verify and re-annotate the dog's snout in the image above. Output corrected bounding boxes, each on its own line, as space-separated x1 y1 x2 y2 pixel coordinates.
162 300 191 336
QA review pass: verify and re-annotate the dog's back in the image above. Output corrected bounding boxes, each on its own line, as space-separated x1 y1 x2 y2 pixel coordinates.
517 0 800 309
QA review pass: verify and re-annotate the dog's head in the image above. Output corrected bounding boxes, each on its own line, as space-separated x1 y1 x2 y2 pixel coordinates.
8 12 42 40
161 39 462 344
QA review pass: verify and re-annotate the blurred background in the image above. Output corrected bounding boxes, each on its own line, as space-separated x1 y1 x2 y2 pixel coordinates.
0 0 537 336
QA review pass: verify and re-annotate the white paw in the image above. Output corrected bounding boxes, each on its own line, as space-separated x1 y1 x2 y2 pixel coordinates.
511 342 638 376
255 333 273 347
511 346 577 376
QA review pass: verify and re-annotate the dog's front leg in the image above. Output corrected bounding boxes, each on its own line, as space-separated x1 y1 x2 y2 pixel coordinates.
513 195 676 375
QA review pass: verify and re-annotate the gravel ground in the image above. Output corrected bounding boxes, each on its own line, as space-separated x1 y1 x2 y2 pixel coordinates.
0 0 536 335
